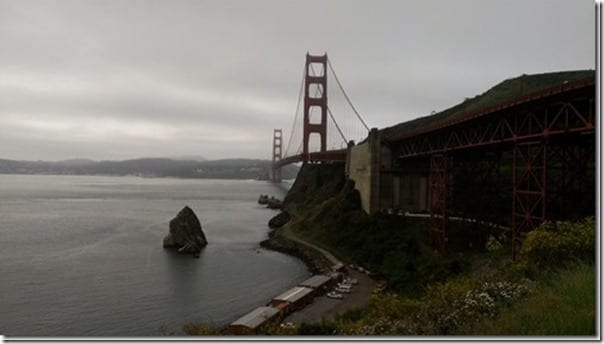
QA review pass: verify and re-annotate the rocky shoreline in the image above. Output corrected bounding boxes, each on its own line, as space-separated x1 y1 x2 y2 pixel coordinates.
259 235 322 275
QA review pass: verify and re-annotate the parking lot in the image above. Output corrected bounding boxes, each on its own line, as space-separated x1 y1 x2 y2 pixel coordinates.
283 270 376 325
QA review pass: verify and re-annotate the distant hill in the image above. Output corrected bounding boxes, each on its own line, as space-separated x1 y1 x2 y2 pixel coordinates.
0 158 299 180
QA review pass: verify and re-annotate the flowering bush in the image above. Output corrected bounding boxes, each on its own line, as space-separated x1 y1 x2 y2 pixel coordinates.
520 217 595 268
335 278 534 335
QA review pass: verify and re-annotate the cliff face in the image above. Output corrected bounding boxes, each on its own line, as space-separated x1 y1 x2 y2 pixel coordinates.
283 163 347 211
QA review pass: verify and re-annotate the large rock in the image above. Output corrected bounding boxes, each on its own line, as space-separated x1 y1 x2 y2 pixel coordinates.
163 206 208 257
266 197 283 209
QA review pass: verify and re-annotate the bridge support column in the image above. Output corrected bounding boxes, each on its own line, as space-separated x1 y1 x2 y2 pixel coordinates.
303 53 328 162
512 142 546 259
271 129 282 183
430 154 449 254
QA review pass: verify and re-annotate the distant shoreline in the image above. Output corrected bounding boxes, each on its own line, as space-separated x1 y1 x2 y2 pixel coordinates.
0 157 300 180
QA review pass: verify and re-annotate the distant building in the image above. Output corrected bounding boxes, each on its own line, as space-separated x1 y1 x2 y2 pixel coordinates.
227 306 280 335
298 274 333 295
271 286 314 313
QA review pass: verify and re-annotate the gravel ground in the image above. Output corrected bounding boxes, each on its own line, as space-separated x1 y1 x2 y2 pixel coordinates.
283 270 376 325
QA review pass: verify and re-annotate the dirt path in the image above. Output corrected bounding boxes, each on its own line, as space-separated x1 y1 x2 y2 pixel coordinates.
281 225 341 266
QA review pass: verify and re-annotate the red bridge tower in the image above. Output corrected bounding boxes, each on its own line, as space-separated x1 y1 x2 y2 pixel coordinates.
271 128 282 182
303 53 328 162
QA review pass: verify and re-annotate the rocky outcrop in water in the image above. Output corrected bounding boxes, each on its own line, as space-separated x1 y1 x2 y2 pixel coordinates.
258 194 269 204
266 197 283 209
163 206 208 258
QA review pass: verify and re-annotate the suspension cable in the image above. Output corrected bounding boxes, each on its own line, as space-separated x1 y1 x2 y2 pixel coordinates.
327 57 370 132
284 63 306 157
327 106 348 145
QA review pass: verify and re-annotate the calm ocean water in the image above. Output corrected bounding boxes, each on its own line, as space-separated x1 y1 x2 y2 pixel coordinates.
0 174 309 336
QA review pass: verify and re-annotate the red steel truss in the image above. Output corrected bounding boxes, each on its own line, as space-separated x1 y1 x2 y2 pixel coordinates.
430 154 448 254
512 142 546 259
391 80 594 255
392 83 594 158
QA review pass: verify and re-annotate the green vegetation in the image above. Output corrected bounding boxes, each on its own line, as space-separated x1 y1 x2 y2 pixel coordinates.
269 163 596 336
519 217 595 270
182 323 221 335
281 163 469 294
466 263 595 335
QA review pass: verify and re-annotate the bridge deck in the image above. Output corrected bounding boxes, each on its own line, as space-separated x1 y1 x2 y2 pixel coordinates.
275 149 347 168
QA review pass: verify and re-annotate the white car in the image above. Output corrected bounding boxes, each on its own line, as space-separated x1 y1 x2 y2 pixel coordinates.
327 291 343 299
335 287 351 294
338 282 353 289
343 278 358 285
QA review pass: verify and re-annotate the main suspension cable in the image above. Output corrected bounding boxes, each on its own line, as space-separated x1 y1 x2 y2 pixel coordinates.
284 63 306 157
327 57 370 132
327 106 348 145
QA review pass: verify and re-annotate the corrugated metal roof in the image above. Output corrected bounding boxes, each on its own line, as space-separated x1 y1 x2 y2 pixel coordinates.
230 306 279 329
272 286 313 303
298 275 331 289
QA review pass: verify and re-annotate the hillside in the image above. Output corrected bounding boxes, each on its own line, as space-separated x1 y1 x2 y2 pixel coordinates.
0 158 299 180
263 163 595 336
380 70 594 140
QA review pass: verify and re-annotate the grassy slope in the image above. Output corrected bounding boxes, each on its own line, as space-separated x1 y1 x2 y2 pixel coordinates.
466 264 596 335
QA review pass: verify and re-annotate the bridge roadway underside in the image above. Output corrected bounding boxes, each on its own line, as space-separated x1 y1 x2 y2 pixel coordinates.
352 80 595 257
274 149 347 169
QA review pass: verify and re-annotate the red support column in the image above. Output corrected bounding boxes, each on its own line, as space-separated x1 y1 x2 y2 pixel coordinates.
272 129 282 183
512 141 546 259
430 154 448 254
303 53 328 162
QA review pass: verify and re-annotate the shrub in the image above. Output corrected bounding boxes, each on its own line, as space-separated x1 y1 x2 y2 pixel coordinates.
298 322 337 335
182 323 220 335
466 263 595 335
519 217 595 268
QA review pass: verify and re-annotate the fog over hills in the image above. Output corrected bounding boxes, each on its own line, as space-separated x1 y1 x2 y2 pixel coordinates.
0 157 299 180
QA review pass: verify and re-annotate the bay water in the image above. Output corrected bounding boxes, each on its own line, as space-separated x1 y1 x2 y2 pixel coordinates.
0 174 309 336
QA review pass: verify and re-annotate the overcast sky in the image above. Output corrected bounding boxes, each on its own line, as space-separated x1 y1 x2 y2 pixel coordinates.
0 0 594 161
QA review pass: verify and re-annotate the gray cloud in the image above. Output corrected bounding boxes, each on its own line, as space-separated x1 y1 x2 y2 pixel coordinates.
0 0 594 161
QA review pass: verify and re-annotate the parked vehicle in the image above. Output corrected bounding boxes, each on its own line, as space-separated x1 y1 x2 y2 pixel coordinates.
326 291 343 299
335 287 351 294
338 282 353 289
343 277 358 285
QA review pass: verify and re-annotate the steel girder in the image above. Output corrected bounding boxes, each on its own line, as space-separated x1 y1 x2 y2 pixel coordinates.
393 87 594 159
512 142 547 259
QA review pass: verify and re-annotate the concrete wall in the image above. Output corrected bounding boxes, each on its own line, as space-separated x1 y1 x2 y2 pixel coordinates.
347 128 383 214
347 128 429 214
347 140 373 213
